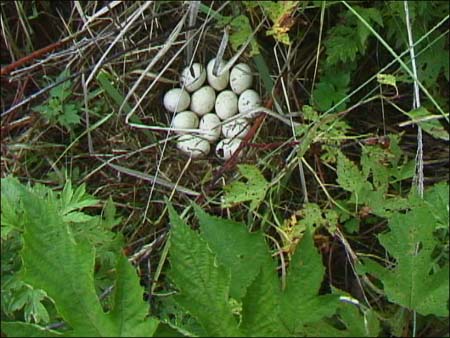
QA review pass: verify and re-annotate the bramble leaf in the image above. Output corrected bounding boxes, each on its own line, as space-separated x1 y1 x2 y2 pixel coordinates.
281 230 340 334
240 258 286 337
363 191 449 317
195 206 268 300
1 322 62 337
106 254 159 336
17 182 158 336
168 205 242 337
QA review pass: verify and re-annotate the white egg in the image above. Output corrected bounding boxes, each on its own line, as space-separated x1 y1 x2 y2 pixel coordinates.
190 86 216 116
176 135 210 158
180 63 206 92
222 118 250 139
171 111 199 134
216 138 242 160
230 63 253 94
215 90 238 120
238 89 261 118
199 113 221 142
163 88 190 113
207 58 230 91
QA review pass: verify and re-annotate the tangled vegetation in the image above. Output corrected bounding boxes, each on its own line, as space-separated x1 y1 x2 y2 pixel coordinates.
1 1 448 337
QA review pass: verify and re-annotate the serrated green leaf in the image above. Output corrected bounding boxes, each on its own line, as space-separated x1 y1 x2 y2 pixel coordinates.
354 6 383 47
19 183 158 336
63 211 95 223
337 152 373 202
240 258 286 337
364 195 449 316
106 254 159 337
49 69 72 101
103 196 122 229
195 206 268 300
228 15 260 56
20 190 109 336
423 182 449 228
281 230 340 334
312 70 350 112
13 287 50 324
325 25 360 66
1 322 62 337
168 205 242 337
60 181 99 215
335 302 380 337
222 164 269 209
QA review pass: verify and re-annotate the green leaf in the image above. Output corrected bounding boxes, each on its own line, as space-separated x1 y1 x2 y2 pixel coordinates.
106 254 159 336
405 107 449 141
195 206 269 300
324 25 360 66
377 73 397 89
240 257 286 337
10 286 50 324
20 189 109 336
354 6 383 47
19 183 158 336
312 70 350 112
281 229 340 334
1 322 62 337
335 303 380 337
364 195 449 316
423 182 449 229
60 181 99 215
49 69 72 101
1 177 26 238
103 196 122 230
222 164 269 209
337 152 373 202
307 301 380 337
227 15 260 56
168 205 242 337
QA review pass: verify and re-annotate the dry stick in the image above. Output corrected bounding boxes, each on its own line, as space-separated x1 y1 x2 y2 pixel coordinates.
1 24 208 117
185 1 200 65
1 40 70 76
85 1 153 86
0 15 114 77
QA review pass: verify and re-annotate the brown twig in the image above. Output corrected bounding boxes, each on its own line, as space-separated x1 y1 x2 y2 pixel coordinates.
1 40 70 76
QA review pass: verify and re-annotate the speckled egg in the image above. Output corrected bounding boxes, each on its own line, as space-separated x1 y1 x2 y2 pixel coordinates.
207 58 230 91
190 86 216 116
215 90 238 120
180 63 206 92
230 63 253 94
163 88 190 113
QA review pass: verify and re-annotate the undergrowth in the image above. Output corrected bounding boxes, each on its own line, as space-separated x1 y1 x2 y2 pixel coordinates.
1 1 449 337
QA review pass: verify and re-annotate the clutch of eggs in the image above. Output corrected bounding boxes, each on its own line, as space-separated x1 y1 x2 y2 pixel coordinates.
162 59 261 159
